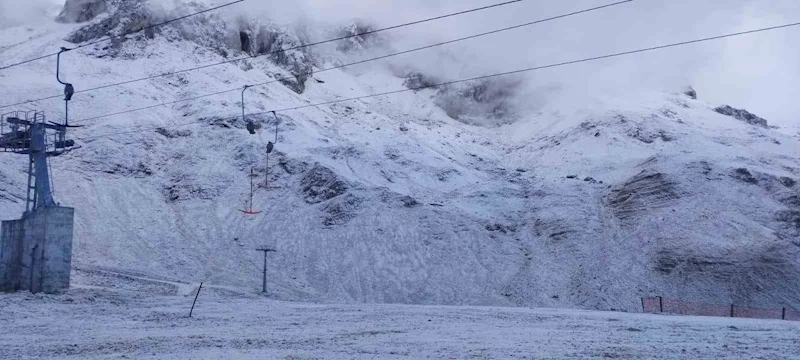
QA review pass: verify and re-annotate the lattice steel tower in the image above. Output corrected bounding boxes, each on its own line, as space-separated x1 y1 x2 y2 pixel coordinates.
0 111 76 214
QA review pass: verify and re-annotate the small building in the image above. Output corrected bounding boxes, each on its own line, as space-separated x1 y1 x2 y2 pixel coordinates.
1 207 74 293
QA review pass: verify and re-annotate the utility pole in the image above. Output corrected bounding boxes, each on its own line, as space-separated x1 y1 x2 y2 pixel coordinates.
256 246 277 294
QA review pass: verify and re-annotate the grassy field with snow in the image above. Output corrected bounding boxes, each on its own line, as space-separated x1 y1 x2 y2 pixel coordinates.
1 270 799 359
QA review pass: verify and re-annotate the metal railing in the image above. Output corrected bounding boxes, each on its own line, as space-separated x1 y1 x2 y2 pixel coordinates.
642 296 800 321
1 111 73 155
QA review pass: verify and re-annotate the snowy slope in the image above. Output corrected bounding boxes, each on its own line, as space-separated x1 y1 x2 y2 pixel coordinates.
1 0 800 312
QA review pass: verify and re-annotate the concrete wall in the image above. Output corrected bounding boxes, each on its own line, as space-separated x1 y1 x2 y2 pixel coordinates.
0 207 74 294
0 218 25 292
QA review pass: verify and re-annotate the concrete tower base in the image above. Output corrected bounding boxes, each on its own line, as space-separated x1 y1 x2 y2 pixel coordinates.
1 207 74 294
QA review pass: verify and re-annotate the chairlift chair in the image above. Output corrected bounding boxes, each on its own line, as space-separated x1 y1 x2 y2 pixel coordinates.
52 47 83 128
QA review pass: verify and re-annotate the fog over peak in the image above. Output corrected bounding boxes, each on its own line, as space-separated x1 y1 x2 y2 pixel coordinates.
2 0 798 125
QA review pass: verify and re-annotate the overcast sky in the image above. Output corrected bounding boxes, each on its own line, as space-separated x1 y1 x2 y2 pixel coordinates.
2 0 799 126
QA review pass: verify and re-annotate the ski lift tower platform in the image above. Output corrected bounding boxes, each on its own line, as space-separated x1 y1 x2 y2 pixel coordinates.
0 111 77 294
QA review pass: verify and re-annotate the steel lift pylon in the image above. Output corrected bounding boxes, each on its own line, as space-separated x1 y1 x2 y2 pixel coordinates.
1 111 76 214
0 47 79 295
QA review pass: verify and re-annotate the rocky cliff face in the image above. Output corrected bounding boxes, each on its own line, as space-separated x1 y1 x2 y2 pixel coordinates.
57 0 108 23
237 22 315 94
336 22 386 53
62 0 316 94
715 105 769 128
402 71 523 127
63 0 166 44
434 78 522 126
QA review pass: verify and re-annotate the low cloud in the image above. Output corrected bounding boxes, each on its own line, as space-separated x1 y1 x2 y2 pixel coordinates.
5 0 798 125
223 0 798 125
0 0 63 28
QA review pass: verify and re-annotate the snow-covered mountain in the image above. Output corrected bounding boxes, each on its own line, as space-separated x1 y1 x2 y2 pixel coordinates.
1 0 799 312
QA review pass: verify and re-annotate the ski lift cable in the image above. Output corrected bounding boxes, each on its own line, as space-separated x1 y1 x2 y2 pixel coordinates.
75 21 800 142
271 111 279 144
0 0 528 110
69 0 634 125
252 21 800 115
73 88 238 123
0 0 246 72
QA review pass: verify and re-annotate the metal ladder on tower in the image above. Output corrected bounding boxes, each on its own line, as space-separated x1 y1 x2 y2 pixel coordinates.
25 155 36 214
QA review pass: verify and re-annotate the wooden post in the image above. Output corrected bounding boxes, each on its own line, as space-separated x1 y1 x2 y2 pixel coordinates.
730 304 734 318
782 307 786 320
641 297 645 313
189 282 203 318
659 296 663 313
262 249 267 293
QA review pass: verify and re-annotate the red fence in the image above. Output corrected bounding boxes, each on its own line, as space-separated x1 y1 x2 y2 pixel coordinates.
642 297 800 321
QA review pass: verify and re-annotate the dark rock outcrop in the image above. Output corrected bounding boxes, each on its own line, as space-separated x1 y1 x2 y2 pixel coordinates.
485 223 517 234
57 0 108 23
731 168 759 185
300 164 349 204
403 72 440 91
239 31 250 52
780 177 796 188
715 105 768 128
322 194 362 226
63 0 155 45
239 24 314 94
682 86 697 100
336 22 385 52
399 70 521 126
776 210 800 230
434 78 521 126
399 195 420 208
607 171 681 222
628 127 675 144
155 127 192 139
162 183 220 202
278 157 309 175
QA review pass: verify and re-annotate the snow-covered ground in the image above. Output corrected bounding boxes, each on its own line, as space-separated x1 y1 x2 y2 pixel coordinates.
1 269 799 359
